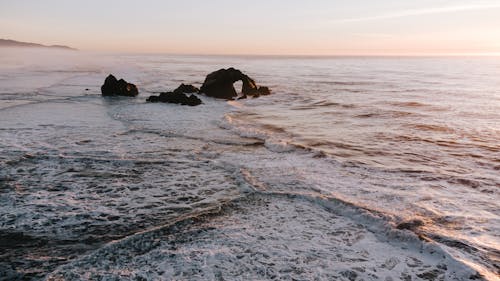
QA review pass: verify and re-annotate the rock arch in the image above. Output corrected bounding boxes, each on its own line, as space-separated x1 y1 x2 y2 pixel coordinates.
200 68 271 100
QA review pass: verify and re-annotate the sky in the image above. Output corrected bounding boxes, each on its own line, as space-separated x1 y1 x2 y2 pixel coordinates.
1 0 500 55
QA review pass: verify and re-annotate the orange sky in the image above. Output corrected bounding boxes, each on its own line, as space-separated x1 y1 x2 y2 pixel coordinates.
1 0 500 55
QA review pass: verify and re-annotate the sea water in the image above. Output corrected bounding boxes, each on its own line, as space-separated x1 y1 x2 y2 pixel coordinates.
0 49 498 280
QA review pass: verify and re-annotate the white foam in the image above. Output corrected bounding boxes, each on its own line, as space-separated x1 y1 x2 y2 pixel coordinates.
47 194 477 280
0 53 495 280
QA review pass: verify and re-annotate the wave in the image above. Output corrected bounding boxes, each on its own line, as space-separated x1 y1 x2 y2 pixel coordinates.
355 110 421 119
407 123 456 133
46 174 486 280
220 105 499 279
390 101 429 107
314 80 375 86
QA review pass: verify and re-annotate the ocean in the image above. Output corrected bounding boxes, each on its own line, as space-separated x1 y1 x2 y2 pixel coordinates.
0 49 498 280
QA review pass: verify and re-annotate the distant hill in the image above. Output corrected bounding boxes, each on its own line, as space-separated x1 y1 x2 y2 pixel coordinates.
0 39 76 50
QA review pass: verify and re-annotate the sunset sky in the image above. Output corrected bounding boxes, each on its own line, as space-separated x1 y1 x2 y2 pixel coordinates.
1 0 500 55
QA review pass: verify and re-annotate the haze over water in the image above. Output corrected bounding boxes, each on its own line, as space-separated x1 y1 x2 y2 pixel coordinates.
0 49 498 280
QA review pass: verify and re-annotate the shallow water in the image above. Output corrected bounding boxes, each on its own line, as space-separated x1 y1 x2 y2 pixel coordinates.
0 49 498 280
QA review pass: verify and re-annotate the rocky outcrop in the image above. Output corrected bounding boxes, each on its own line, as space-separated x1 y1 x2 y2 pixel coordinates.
146 92 201 106
101 74 139 97
146 84 202 106
200 68 271 100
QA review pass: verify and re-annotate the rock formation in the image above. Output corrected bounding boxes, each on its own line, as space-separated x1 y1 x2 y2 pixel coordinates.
146 92 202 106
101 74 139 97
200 68 271 100
146 84 202 106
174 84 199 94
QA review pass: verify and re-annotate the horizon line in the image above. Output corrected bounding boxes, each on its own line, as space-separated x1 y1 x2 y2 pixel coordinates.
81 50 500 58
3 45 500 58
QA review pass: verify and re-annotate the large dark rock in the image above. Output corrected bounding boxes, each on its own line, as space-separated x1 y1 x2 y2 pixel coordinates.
101 74 139 97
146 91 202 106
200 68 271 100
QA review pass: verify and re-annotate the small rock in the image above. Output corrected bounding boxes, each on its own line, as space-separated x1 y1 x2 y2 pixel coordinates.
397 219 424 231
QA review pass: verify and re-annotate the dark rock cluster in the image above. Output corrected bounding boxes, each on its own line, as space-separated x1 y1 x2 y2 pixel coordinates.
101 74 139 97
101 68 271 106
146 84 202 106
